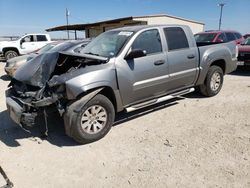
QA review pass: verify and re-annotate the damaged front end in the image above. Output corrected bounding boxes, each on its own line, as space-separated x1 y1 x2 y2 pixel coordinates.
5 51 108 129
6 79 64 127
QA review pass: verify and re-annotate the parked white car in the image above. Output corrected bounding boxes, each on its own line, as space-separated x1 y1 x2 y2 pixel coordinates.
0 34 51 60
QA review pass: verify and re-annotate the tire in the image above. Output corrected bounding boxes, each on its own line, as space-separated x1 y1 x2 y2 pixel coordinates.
198 66 224 97
4 50 18 60
65 94 115 144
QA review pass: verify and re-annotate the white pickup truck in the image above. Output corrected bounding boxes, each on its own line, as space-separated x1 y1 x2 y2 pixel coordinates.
0 34 51 60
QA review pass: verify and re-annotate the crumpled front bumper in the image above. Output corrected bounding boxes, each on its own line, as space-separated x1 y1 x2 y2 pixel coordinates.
5 89 37 126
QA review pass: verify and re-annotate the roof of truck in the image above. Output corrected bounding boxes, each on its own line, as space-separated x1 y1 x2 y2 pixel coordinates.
111 24 188 32
23 33 50 35
196 30 241 35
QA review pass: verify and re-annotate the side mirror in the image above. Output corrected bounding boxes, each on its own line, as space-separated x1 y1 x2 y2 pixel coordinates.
240 41 245 45
216 39 223 43
20 40 24 49
125 49 146 60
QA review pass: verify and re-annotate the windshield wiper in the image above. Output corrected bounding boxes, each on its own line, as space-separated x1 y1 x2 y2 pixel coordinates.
84 52 100 56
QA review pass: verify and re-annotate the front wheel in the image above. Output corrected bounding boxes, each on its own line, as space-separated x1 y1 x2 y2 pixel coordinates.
64 94 115 144
198 66 224 97
4 50 18 60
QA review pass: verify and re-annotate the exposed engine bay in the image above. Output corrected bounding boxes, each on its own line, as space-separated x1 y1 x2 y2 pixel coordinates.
6 51 108 133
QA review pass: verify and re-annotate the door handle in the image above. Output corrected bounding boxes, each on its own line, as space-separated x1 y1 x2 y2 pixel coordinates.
154 60 165 66
187 54 195 59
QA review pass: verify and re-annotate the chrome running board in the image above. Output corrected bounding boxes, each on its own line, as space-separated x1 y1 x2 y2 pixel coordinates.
126 88 195 113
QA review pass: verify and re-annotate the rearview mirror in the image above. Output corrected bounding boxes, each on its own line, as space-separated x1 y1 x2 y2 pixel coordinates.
125 49 146 60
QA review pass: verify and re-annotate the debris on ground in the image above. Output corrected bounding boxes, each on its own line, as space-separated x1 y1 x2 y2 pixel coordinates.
164 139 173 147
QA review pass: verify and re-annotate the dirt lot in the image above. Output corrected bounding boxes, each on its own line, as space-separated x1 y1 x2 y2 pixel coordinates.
0 62 249 188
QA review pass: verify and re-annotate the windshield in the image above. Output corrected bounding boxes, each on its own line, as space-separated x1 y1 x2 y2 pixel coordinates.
195 33 217 42
242 38 250 45
81 30 134 58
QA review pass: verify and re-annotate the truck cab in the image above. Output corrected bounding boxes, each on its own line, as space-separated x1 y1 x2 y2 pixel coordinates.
0 33 51 60
5 25 237 144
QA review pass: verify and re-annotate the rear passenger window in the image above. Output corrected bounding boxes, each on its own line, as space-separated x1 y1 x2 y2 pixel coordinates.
132 29 162 55
22 35 34 42
36 35 48 41
164 27 189 51
225 33 236 41
234 33 242 39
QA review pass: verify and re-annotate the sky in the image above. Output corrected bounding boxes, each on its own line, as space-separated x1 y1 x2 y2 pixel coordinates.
0 0 249 39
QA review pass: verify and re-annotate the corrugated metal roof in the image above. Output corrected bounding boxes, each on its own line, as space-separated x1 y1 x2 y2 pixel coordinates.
46 14 204 32
134 14 204 25
46 17 134 31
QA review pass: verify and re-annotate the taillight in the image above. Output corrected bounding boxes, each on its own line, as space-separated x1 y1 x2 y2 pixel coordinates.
235 45 239 58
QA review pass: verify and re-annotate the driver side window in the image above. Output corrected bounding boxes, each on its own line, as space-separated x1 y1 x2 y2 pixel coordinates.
132 29 162 55
217 33 227 42
22 35 34 43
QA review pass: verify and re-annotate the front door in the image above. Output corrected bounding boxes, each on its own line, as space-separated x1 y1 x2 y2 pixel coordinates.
20 35 37 54
116 29 169 106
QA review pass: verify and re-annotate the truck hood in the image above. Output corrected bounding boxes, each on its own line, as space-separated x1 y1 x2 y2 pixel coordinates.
6 54 35 67
0 41 18 48
13 51 108 88
238 45 250 52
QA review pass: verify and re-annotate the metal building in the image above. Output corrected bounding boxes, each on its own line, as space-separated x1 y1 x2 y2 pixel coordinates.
46 14 204 38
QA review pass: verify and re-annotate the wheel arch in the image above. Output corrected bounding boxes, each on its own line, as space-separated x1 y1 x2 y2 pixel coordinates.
64 86 118 138
210 59 226 74
73 86 120 113
2 47 20 55
196 58 226 86
99 87 118 113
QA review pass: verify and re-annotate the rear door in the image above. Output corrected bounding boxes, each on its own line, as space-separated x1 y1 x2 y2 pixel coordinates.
163 27 199 90
116 29 169 106
225 32 237 43
34 35 49 49
233 32 244 44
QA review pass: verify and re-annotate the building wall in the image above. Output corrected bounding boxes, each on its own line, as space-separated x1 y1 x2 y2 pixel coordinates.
133 16 204 34
87 28 103 38
86 20 147 38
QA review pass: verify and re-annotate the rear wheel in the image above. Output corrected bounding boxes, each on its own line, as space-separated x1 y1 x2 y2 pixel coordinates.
4 50 18 60
198 66 224 97
64 94 115 144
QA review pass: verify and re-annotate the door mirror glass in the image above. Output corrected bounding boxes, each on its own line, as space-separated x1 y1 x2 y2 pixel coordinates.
125 49 146 60
20 39 25 48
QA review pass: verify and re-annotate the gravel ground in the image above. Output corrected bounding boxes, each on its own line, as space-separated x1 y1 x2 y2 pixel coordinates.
0 62 249 188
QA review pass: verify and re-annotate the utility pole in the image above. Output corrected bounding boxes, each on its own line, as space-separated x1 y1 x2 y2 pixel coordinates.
218 3 225 30
66 8 70 39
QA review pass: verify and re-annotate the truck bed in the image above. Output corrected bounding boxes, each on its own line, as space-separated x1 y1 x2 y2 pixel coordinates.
195 41 237 86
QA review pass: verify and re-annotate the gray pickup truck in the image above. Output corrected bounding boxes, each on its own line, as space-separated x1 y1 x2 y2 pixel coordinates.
5 25 237 144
